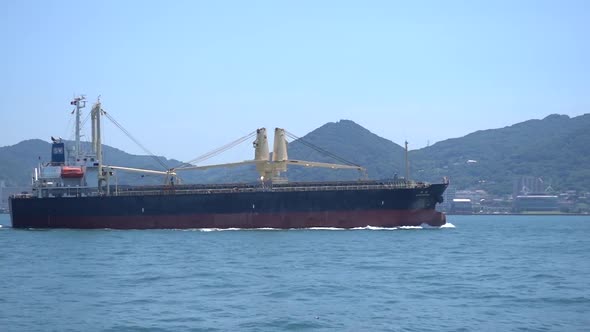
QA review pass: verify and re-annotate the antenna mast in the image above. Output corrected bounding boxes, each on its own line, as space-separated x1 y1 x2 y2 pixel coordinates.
405 140 409 180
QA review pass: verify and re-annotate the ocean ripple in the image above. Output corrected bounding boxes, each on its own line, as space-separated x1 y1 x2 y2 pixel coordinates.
0 214 588 331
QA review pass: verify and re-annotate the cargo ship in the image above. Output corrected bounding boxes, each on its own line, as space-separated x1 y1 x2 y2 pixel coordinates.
9 97 448 229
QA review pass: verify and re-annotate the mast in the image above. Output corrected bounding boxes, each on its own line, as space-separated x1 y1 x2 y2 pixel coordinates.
91 99 107 194
71 95 86 159
91 109 96 155
405 140 409 180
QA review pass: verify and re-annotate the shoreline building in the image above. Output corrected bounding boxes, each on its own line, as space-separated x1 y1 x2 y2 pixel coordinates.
451 198 473 214
513 195 559 212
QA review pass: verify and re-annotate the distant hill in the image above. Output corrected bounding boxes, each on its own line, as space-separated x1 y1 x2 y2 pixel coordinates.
0 139 50 187
286 120 406 181
1 114 589 194
411 114 590 194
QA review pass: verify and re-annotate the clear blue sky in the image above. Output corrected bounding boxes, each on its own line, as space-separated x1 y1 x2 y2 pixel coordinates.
1 0 588 163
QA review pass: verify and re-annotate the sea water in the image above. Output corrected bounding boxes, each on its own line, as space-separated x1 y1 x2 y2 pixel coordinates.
0 214 588 331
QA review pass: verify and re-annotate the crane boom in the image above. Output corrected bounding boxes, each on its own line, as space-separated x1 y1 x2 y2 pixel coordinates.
286 160 365 171
175 160 261 171
105 165 174 176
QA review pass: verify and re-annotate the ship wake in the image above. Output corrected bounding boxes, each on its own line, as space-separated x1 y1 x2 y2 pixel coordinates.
187 223 455 232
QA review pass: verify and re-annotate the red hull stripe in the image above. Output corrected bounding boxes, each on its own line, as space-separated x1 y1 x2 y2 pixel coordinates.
14 209 446 229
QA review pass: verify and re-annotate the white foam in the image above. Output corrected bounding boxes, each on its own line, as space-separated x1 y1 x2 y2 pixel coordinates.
199 228 242 232
183 223 455 232
352 226 396 230
307 227 346 230
398 226 424 230
194 227 281 232
421 222 456 229
195 228 224 232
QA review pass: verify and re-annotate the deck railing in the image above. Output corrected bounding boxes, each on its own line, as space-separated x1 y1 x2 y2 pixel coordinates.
12 181 433 199
113 181 429 197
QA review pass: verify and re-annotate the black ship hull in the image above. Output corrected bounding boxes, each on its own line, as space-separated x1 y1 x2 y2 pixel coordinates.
9 183 447 229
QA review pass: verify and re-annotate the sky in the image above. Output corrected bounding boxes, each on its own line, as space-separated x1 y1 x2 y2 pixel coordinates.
1 0 588 164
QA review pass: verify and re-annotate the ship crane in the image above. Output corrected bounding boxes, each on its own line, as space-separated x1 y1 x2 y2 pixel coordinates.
174 127 367 183
86 99 179 194
174 159 364 173
85 98 367 194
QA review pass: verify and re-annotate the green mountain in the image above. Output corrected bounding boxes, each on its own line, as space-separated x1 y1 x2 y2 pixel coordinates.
1 114 589 194
285 120 406 181
411 114 590 194
0 139 50 187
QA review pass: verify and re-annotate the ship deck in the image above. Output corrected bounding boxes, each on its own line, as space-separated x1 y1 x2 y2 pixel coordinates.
13 179 436 199
116 180 431 197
